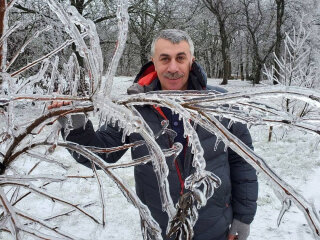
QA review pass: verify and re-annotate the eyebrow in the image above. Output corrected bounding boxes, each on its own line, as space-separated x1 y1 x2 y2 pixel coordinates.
159 52 187 58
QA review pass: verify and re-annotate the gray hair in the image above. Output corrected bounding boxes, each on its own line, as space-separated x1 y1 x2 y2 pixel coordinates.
150 29 194 57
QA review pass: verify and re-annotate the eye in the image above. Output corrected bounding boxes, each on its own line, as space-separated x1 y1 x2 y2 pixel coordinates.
177 56 186 62
160 57 169 62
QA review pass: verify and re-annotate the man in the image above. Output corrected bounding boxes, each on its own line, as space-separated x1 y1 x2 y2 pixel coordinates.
50 29 258 240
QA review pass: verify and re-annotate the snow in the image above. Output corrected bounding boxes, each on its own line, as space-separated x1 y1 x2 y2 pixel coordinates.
1 77 319 240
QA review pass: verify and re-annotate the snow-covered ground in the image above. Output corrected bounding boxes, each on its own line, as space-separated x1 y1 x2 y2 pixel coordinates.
1 77 319 240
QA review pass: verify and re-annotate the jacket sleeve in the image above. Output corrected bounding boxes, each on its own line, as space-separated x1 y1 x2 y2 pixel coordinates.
63 120 128 168
228 122 258 224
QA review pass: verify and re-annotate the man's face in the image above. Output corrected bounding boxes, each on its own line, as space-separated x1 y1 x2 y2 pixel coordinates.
152 39 194 90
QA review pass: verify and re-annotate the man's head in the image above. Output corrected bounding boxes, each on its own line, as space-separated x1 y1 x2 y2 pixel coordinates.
151 29 195 90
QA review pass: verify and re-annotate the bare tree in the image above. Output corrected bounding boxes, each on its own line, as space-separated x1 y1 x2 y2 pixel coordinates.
0 0 16 73
240 0 277 85
273 0 285 85
202 0 238 84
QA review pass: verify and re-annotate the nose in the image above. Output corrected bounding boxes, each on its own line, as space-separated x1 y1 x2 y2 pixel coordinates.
167 60 179 73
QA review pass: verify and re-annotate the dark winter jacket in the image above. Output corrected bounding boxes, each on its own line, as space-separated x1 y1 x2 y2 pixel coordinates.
66 61 258 240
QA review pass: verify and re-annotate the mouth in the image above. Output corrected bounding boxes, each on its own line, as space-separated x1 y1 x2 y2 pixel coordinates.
163 73 184 80
166 77 182 80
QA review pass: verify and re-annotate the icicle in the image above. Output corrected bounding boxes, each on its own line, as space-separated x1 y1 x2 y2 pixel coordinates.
214 137 221 151
227 120 234 129
277 198 292 226
223 143 229 152
83 114 89 130
122 128 128 143
63 115 73 140
172 142 183 157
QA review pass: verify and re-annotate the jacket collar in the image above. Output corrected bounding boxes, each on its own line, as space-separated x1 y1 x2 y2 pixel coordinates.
127 61 207 95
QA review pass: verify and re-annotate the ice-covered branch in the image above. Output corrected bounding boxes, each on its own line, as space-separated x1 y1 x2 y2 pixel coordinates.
126 96 221 238
0 181 101 224
57 141 163 240
15 208 82 240
181 87 320 108
10 33 87 78
91 162 106 226
26 151 70 170
0 187 20 238
0 20 21 47
191 105 320 135
195 111 320 239
47 0 103 95
101 0 129 97
116 90 320 238
6 25 53 72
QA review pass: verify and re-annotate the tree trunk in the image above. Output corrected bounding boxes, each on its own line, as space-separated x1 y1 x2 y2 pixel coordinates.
204 50 211 78
0 0 7 72
0 0 7 93
139 39 148 66
220 32 229 85
240 62 244 81
70 0 87 95
210 48 215 78
254 62 262 84
273 0 285 85
245 46 250 80
240 40 244 81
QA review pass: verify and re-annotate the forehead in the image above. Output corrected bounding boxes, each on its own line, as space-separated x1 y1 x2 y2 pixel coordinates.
154 39 191 56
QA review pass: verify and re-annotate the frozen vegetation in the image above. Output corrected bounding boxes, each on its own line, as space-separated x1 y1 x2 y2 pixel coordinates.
0 1 320 240
1 78 319 240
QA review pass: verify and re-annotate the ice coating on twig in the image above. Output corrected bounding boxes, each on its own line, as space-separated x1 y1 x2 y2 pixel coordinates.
125 94 222 237
59 141 162 240
101 0 129 98
47 0 103 95
1 1 320 239
6 25 52 72
192 111 320 239
128 104 175 218
118 91 320 239
15 59 50 94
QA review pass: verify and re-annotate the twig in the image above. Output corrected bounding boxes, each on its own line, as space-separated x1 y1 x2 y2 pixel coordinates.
16 208 81 240
86 140 145 153
195 110 320 238
0 182 101 225
91 162 106 226
10 33 88 77
26 151 70 170
2 105 93 171
0 188 20 238
43 202 96 222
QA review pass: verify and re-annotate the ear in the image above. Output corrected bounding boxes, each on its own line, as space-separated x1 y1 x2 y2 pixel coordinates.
190 57 195 69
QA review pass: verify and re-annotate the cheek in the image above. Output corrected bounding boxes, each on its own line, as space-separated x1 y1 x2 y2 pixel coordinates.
183 64 191 74
155 64 166 74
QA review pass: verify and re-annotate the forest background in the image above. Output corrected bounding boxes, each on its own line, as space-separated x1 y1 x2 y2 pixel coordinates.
4 0 320 86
